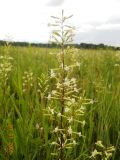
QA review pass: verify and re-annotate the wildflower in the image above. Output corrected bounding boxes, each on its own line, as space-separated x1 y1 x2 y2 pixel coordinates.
107 146 115 152
51 142 58 145
105 151 112 158
40 127 43 131
74 87 79 93
30 72 33 76
51 90 57 95
81 120 86 127
57 112 61 117
65 107 70 113
56 82 61 89
50 109 54 115
63 134 66 139
23 89 26 92
0 64 3 67
64 78 70 86
38 82 41 86
48 107 54 114
114 63 120 67
68 126 72 135
37 89 40 93
65 66 69 71
50 69 56 78
71 78 76 83
24 71 28 74
68 117 73 123
0 56 3 59
80 105 86 111
90 99 94 104
66 101 72 106
91 149 101 158
49 52 54 55
95 141 104 148
8 56 13 60
35 123 39 129
30 83 33 87
78 132 82 137
76 62 80 67
108 84 111 89
71 98 75 104
54 126 59 133
47 94 51 100
61 63 64 68
73 140 77 145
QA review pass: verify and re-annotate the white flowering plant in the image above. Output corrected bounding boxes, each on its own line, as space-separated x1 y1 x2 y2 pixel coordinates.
43 10 92 160
90 140 115 160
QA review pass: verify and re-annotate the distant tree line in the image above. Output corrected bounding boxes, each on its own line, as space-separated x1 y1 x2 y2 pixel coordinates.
0 40 120 50
73 43 120 50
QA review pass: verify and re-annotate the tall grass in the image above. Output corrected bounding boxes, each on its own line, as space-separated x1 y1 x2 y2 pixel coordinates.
0 34 120 159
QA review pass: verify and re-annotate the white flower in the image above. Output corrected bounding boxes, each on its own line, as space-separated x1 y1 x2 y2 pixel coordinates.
24 71 28 74
114 63 120 67
76 62 80 67
47 94 51 100
57 112 61 117
65 107 70 113
63 134 66 139
74 87 79 93
50 109 54 115
56 82 61 89
105 152 112 158
30 83 33 87
95 141 104 148
48 107 54 114
68 126 72 135
40 127 43 131
91 149 101 158
64 78 70 86
23 89 26 92
51 142 58 145
35 123 39 129
8 56 13 60
61 63 64 68
65 66 69 71
37 89 40 93
0 56 4 59
73 140 77 145
78 132 82 137
81 120 86 127
71 78 76 83
51 90 57 95
66 101 72 106
54 126 59 133
50 69 56 78
0 64 4 67
90 99 94 104
71 98 75 104
68 117 73 123
80 105 86 111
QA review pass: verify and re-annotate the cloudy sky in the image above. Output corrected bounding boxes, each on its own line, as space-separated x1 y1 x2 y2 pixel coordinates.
0 0 120 46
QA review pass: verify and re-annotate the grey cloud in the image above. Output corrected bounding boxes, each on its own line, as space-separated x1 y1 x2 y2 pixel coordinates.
107 15 120 24
78 14 120 32
75 29 120 46
46 0 65 6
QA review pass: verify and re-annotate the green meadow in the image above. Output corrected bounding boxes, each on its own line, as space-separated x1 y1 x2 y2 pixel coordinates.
0 45 120 159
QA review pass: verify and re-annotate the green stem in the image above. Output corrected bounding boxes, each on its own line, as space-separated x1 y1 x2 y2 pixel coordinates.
60 9 65 160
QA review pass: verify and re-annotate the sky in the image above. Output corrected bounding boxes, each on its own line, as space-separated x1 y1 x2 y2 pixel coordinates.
0 0 120 46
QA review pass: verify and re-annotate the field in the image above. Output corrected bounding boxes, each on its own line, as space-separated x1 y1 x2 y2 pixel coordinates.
0 45 120 160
